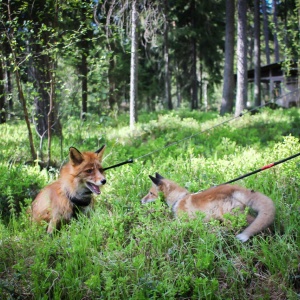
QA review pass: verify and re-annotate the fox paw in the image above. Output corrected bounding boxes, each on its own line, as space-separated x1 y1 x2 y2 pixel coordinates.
236 233 249 242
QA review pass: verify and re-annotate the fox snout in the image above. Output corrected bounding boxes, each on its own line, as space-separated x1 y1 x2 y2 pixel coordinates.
141 193 157 204
85 176 106 195
141 197 147 204
91 170 106 186
97 176 107 187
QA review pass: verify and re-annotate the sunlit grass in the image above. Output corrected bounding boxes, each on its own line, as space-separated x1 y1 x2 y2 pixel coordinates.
0 108 300 298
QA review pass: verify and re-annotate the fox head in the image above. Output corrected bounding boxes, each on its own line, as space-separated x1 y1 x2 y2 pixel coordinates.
141 173 190 206
141 173 165 204
66 145 107 195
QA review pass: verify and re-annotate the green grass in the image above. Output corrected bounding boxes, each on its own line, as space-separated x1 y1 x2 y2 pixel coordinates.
0 107 300 299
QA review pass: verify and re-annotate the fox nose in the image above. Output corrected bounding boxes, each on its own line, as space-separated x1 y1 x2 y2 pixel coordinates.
101 179 106 185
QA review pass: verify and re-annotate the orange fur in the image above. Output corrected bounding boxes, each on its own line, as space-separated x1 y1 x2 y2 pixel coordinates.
31 146 106 234
141 173 276 242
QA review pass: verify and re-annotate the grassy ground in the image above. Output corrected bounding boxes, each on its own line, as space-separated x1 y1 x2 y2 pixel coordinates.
0 107 300 299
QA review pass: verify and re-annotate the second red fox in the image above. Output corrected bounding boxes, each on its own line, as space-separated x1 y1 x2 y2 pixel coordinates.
141 173 275 242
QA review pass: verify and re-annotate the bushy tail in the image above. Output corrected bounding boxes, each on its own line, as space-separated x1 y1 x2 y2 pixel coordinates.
235 190 276 242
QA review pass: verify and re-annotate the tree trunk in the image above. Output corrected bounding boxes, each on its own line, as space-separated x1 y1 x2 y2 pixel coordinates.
14 53 36 160
108 57 116 110
262 0 270 65
191 0 198 110
17 74 36 160
199 61 203 107
175 63 182 108
27 41 50 137
235 0 248 117
3 41 13 117
6 62 13 117
163 0 172 110
6 1 36 160
254 0 261 107
29 51 61 142
81 52 88 121
47 62 55 168
30 56 61 140
203 81 208 112
220 0 235 115
191 38 198 110
272 0 280 62
129 0 139 130
0 55 6 123
46 1 59 167
79 9 93 121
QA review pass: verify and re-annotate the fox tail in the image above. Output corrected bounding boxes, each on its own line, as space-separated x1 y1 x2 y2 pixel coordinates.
235 190 275 242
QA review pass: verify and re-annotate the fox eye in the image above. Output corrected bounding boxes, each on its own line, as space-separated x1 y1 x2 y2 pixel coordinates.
86 169 93 174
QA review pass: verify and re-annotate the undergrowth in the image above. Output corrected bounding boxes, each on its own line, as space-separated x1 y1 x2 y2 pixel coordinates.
0 107 300 299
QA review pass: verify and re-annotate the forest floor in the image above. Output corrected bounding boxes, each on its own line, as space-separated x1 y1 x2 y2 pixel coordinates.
0 107 300 299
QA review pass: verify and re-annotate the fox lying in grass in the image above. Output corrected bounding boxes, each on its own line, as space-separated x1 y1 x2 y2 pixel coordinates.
141 173 276 242
31 146 106 234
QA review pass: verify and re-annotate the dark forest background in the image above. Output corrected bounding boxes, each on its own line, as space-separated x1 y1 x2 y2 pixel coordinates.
0 0 299 162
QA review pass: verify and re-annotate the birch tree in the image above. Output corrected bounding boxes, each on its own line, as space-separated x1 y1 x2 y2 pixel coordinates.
0 55 5 123
254 0 261 107
235 0 247 116
95 0 140 129
129 0 139 130
163 0 172 110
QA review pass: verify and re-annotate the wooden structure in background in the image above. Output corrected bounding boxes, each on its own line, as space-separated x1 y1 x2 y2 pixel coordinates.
247 61 299 107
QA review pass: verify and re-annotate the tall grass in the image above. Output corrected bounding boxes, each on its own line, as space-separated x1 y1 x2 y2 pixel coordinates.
0 108 300 299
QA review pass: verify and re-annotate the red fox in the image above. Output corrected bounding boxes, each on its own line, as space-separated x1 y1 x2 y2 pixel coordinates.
141 173 276 242
31 146 106 234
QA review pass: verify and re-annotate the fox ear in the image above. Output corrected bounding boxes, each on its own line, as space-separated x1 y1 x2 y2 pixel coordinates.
155 173 164 180
149 175 162 186
95 145 106 160
69 147 84 165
